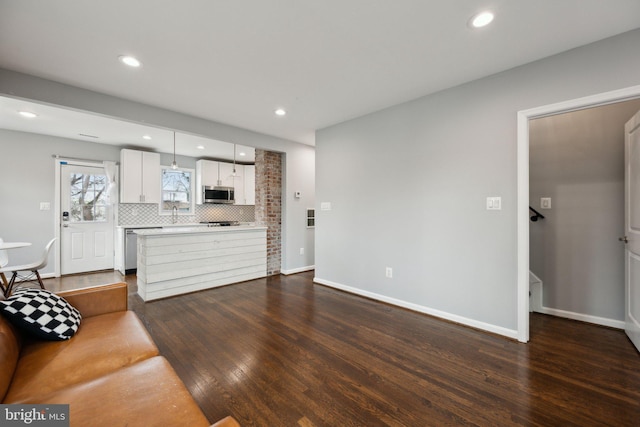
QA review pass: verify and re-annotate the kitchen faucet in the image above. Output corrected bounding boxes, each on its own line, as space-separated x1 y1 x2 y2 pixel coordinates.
172 205 178 224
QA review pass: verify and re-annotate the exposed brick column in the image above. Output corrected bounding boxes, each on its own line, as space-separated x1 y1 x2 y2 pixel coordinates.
255 149 282 275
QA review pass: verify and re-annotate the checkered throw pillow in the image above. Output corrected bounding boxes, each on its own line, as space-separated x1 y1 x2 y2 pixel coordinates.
0 288 82 340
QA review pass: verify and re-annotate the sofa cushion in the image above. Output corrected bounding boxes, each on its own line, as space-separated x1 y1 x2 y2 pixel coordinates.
0 316 21 402
28 356 212 427
1 288 82 341
3 311 159 403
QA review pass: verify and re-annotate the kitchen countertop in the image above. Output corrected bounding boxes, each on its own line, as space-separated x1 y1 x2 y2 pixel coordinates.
118 223 255 229
134 225 266 236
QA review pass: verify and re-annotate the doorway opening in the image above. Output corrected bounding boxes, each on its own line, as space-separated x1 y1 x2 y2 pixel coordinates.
528 99 640 337
516 85 640 343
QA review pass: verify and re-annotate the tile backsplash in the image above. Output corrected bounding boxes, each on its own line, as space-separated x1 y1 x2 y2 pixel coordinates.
118 203 255 226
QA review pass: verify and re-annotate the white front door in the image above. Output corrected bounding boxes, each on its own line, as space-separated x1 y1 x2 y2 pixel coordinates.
60 164 114 274
624 110 640 352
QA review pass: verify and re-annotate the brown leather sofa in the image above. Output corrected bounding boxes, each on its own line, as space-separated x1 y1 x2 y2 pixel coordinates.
0 282 240 427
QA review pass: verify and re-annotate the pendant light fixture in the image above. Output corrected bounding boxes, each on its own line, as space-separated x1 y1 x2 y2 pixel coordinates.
232 143 237 177
171 132 178 170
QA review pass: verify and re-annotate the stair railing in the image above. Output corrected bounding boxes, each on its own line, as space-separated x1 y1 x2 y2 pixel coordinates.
529 206 545 222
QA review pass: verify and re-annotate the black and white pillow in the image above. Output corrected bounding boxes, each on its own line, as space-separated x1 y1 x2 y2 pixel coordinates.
0 288 82 340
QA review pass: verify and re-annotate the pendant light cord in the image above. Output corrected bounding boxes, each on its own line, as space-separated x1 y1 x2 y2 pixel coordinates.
172 132 178 169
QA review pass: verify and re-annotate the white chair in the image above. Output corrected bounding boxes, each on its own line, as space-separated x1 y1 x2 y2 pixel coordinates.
0 238 56 296
0 238 9 290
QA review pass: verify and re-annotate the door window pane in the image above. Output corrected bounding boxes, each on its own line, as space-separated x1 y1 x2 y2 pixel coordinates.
69 173 108 222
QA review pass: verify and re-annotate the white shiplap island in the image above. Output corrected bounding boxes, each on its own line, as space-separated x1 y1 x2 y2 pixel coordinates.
135 226 267 301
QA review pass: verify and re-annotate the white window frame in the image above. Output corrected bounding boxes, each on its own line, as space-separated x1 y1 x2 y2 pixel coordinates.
159 166 195 215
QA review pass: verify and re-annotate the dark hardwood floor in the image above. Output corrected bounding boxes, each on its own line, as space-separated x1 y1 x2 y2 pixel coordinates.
49 271 640 426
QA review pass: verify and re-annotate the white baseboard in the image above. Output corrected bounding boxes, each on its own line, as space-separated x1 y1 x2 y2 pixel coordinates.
537 306 625 329
313 277 518 340
281 265 315 275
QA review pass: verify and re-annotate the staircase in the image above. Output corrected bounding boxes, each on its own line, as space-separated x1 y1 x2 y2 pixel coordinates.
529 271 543 313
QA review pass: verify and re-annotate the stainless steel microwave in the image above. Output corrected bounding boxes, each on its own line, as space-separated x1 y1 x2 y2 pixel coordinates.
202 186 235 204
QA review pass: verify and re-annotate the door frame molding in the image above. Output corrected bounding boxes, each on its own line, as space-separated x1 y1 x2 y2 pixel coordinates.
54 157 114 277
516 84 640 343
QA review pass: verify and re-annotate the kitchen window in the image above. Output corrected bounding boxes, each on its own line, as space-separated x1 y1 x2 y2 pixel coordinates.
160 167 194 214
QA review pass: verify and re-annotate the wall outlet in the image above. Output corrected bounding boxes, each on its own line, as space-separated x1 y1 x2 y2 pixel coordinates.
540 197 552 209
385 267 393 278
300 247 304 255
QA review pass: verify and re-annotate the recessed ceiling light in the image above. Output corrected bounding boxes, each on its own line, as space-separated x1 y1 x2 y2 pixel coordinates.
118 55 141 68
469 11 494 28
196 145 205 150
142 135 152 140
239 152 246 157
18 111 37 118
275 108 287 116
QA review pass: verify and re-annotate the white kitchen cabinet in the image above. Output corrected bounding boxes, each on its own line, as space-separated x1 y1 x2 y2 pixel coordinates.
195 159 255 205
243 165 255 205
196 159 217 204
120 149 161 203
230 164 244 204
218 161 235 188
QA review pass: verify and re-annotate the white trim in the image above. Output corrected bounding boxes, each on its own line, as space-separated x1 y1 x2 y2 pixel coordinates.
54 159 61 277
517 112 530 342
314 277 518 340
537 306 625 330
517 84 640 343
159 165 196 216
54 157 109 277
281 265 315 275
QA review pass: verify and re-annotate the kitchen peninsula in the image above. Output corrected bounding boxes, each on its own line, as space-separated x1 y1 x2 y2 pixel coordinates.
135 226 267 301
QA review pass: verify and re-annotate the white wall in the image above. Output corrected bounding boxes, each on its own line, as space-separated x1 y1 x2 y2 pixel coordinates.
315 28 640 336
0 130 121 273
0 70 315 274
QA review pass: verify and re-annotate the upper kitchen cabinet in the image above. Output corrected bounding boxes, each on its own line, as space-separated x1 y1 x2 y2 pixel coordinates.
195 159 255 205
218 161 236 188
196 159 217 204
120 149 161 204
243 165 255 205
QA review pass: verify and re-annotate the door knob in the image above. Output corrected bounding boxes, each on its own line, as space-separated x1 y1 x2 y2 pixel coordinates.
619 236 629 243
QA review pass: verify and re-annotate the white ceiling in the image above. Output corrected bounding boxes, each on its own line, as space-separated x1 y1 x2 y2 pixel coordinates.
1 0 640 150
0 96 255 162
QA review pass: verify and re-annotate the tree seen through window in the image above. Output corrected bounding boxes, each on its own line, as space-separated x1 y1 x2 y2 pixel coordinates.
162 169 192 212
69 173 107 221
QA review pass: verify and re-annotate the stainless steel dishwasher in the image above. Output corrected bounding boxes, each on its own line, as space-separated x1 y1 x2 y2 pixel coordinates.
125 228 161 274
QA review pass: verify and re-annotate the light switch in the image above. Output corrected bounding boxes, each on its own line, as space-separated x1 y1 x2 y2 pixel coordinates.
486 197 501 211
39 202 51 211
320 202 332 211
541 197 551 209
